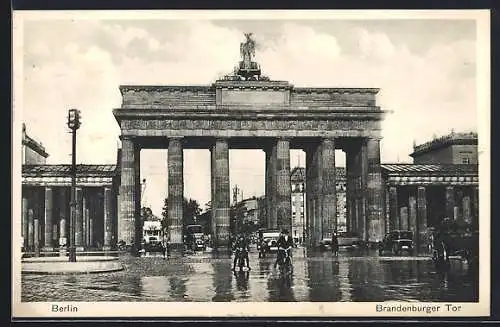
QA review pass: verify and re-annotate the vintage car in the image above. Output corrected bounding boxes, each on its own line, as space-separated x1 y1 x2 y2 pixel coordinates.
143 236 163 253
430 219 479 267
378 230 415 255
257 230 280 256
318 238 336 251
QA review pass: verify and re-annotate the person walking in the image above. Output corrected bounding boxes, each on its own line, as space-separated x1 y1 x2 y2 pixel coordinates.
332 232 339 256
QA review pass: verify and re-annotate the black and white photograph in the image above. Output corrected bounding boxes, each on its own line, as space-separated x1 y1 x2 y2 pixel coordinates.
12 10 490 318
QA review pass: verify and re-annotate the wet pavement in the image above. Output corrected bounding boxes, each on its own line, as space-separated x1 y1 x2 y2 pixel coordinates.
21 246 478 302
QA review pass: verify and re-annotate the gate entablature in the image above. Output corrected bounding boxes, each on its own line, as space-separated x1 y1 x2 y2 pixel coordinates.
119 83 380 109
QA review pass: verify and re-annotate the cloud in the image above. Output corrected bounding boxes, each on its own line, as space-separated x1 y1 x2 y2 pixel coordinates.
20 19 477 215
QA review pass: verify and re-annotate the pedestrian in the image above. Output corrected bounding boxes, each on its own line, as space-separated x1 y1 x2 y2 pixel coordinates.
160 241 167 259
332 232 339 256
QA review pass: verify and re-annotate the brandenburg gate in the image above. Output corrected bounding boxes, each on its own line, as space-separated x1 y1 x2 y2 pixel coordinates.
113 34 387 251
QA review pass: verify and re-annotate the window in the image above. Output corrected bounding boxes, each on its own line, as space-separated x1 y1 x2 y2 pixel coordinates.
462 157 471 164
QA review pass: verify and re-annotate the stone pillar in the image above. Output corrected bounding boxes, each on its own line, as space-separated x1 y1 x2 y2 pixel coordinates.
366 138 384 243
445 186 455 220
400 206 409 230
275 138 292 233
28 208 34 251
389 186 399 232
263 148 271 229
345 148 355 233
22 191 29 249
59 188 68 255
43 186 54 251
265 142 278 230
462 191 472 225
34 218 40 257
211 138 230 249
408 188 417 239
357 140 368 242
305 148 313 247
472 186 479 229
417 186 427 252
305 143 322 247
89 217 94 248
75 187 84 250
168 137 184 251
134 147 142 250
210 147 216 242
320 138 336 238
83 193 88 248
103 186 113 250
119 136 137 246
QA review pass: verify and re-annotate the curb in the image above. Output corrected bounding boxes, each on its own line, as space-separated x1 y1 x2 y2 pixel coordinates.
21 266 124 275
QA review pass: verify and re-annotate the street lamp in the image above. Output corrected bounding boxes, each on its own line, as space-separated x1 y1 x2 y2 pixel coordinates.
67 108 81 262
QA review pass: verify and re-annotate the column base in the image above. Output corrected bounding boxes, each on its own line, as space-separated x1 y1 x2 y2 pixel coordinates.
42 246 54 252
167 243 185 258
59 247 67 256
75 246 85 252
102 246 113 251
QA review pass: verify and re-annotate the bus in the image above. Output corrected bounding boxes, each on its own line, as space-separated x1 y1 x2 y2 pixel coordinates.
185 224 206 251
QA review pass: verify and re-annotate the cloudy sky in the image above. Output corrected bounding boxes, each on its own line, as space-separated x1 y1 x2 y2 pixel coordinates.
17 12 480 216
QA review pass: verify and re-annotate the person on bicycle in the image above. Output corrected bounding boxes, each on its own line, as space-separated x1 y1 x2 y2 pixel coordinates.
232 234 251 271
274 229 294 269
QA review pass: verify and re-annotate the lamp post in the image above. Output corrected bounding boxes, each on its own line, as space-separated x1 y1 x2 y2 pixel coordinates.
67 108 81 262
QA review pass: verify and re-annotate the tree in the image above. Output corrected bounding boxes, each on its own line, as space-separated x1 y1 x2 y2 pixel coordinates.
161 197 203 230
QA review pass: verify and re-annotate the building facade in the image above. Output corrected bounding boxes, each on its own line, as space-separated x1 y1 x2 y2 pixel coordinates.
21 126 120 255
381 131 479 251
22 123 49 165
290 166 347 243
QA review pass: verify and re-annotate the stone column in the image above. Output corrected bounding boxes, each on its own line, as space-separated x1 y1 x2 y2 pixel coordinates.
168 137 184 251
22 191 29 249
34 218 40 257
83 193 88 248
119 136 137 246
417 186 427 252
103 186 113 250
400 206 409 230
265 142 278 229
263 148 271 229
320 138 336 238
305 148 314 247
408 187 417 239
28 208 34 251
59 188 68 255
89 217 94 248
366 138 384 243
75 187 84 250
462 191 472 225
445 186 455 220
389 186 399 232
275 138 292 233
211 138 230 249
43 186 54 251
345 147 356 234
358 140 368 242
306 143 322 247
472 186 479 229
210 147 216 242
134 147 142 249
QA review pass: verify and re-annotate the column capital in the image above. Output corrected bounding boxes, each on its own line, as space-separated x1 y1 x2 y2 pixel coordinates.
321 137 336 143
119 135 136 141
168 137 185 146
368 136 383 141
417 185 426 191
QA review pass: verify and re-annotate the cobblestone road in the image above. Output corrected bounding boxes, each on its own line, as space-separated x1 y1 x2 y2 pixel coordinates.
21 247 478 302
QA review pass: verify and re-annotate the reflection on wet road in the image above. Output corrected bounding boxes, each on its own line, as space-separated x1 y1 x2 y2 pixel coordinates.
22 248 478 302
